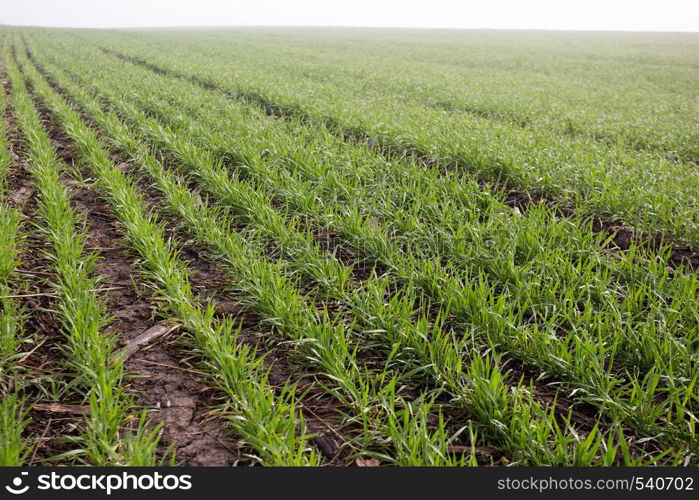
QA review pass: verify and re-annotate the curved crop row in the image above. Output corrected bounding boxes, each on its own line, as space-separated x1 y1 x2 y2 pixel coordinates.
71 29 699 249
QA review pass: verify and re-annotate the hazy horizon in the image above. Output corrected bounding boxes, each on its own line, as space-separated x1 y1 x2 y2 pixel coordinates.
4 25 699 34
2 0 698 32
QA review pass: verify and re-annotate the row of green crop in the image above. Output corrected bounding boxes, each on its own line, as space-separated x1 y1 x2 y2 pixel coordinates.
0 31 31 466
3 38 163 465
66 28 699 249
77 28 699 162
23 34 691 464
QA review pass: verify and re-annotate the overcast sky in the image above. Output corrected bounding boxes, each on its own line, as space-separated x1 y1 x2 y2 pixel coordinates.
1 0 698 31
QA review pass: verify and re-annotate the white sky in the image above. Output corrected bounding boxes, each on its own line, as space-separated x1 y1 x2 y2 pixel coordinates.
1 0 698 31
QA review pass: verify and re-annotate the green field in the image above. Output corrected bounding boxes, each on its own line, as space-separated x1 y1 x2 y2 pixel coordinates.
0 26 697 466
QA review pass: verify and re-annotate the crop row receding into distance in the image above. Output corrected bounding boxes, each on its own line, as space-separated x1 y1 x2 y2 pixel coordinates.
0 26 697 466
77 29 699 252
